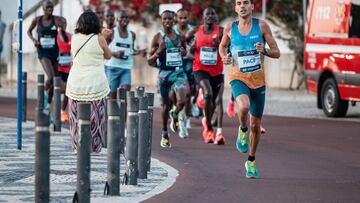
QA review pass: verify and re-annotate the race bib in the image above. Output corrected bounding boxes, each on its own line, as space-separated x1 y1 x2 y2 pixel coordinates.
237 50 261 73
58 53 71 67
115 43 131 60
200 47 217 65
40 36 55 48
166 48 182 67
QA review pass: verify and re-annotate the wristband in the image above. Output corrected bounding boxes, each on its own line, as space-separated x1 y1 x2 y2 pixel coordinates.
263 48 268 56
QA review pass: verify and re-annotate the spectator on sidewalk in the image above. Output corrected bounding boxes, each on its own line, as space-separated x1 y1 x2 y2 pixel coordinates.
65 10 112 153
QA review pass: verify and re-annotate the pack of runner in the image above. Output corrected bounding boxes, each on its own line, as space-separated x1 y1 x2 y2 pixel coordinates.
28 0 280 179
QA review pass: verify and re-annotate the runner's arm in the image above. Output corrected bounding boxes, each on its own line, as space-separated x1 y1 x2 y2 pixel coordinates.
219 23 232 65
147 34 161 66
130 31 140 55
27 17 40 47
259 20 280 58
186 26 197 54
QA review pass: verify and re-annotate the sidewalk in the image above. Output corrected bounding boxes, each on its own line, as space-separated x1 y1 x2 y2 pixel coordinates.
0 117 178 203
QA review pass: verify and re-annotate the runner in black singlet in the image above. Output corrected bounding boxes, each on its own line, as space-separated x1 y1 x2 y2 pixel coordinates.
27 0 66 105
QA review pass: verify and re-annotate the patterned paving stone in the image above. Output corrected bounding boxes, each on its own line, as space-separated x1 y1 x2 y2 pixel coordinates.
0 118 178 202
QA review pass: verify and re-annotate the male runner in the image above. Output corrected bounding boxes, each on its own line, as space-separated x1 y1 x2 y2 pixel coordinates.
174 9 199 126
105 9 115 30
219 0 280 178
148 10 188 147
105 10 137 98
27 0 66 106
187 7 225 145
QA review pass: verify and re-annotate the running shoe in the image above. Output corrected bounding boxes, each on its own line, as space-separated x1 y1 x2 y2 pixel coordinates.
245 160 259 179
160 136 171 148
214 133 226 145
202 129 215 143
227 100 235 118
61 110 69 122
260 125 266 134
178 114 189 139
236 126 249 153
169 109 179 133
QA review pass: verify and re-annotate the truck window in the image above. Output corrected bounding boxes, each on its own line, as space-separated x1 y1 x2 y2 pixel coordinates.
349 3 360 38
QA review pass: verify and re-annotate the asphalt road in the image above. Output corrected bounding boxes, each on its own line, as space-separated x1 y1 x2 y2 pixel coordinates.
1 97 360 203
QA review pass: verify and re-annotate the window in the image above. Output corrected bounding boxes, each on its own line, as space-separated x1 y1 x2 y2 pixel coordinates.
349 2 360 38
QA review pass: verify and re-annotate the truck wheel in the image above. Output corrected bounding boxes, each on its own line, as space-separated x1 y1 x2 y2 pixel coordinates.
320 78 348 117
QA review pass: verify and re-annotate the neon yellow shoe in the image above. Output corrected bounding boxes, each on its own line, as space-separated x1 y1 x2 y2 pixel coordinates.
236 126 249 153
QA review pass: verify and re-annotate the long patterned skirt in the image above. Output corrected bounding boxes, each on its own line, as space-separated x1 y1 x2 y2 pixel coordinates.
69 98 106 153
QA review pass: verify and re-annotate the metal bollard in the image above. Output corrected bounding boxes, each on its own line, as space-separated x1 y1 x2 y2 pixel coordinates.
35 107 50 203
135 86 145 98
53 77 61 132
125 92 139 185
37 74 45 109
22 72 27 122
138 96 149 179
73 103 91 203
145 92 154 172
117 87 127 154
104 99 121 196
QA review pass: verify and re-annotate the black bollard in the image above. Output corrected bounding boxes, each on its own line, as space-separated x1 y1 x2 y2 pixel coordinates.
35 107 50 203
53 76 61 131
135 86 145 98
22 72 27 122
145 92 154 172
125 92 139 185
117 87 127 154
37 74 45 109
74 103 91 203
138 96 149 179
105 99 121 196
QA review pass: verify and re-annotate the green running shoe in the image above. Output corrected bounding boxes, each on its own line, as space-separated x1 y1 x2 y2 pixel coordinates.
169 109 179 133
160 136 171 148
178 113 188 139
245 160 259 179
236 126 249 153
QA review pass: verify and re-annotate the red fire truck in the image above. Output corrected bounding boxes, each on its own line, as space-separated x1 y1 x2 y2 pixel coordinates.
305 0 360 117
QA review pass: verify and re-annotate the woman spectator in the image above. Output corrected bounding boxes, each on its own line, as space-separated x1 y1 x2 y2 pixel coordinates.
66 10 112 153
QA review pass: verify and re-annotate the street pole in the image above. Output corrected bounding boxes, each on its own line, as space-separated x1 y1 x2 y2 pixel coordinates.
138 95 149 179
22 72 27 122
262 0 266 19
53 77 61 132
74 103 91 203
35 107 50 202
17 0 23 150
125 92 139 185
117 87 127 154
105 99 121 196
145 92 154 172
